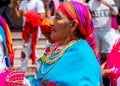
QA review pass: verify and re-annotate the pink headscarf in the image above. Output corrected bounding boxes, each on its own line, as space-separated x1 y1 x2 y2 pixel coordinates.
48 0 59 11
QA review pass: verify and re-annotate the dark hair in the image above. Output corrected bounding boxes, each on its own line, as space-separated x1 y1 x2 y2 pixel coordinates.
74 27 83 39
85 0 90 3
0 0 10 7
48 0 55 16
119 7 120 13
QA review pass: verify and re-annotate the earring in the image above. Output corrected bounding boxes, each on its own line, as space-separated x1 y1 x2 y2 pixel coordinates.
71 32 75 40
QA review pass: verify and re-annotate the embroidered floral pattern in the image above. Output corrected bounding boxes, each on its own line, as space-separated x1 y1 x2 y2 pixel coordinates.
37 42 62 64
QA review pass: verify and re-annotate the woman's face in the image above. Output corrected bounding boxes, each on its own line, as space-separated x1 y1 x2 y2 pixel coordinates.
51 9 72 44
43 32 56 43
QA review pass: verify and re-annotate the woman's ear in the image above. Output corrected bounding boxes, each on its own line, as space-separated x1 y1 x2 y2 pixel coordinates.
71 20 78 32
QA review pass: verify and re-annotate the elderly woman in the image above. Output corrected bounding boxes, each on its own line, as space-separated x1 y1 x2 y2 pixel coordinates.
25 1 102 86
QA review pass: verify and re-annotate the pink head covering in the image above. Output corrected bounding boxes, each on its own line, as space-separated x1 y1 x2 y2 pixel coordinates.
48 0 59 11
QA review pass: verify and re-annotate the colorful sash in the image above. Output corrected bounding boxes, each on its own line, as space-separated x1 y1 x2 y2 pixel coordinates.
0 15 14 66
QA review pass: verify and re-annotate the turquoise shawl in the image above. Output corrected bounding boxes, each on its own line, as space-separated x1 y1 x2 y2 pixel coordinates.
29 40 102 86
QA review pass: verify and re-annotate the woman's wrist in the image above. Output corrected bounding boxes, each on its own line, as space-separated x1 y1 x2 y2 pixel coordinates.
105 2 114 11
102 69 111 78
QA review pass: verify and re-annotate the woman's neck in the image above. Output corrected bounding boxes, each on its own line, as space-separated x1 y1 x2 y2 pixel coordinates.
59 37 76 46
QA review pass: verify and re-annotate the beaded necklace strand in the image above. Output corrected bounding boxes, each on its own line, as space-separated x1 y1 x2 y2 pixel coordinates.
41 40 76 74
45 40 76 64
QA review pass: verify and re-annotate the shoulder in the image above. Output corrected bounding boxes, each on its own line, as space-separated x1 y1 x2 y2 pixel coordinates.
73 40 89 48
88 0 99 8
35 0 44 7
68 40 92 54
87 0 94 8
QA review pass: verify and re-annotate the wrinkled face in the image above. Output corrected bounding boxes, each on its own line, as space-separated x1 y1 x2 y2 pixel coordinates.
51 9 72 43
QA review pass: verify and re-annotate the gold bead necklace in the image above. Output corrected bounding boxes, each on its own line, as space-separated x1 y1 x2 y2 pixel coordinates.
45 40 76 64
41 40 76 74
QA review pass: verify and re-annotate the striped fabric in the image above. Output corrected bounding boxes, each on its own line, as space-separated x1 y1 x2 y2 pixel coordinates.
6 68 25 86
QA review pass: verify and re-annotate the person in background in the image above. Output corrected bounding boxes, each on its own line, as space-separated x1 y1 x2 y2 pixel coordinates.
24 1 102 86
0 0 15 29
0 15 14 86
88 0 118 64
46 0 55 17
117 7 120 32
44 0 59 17
101 38 120 86
88 0 118 85
12 0 45 72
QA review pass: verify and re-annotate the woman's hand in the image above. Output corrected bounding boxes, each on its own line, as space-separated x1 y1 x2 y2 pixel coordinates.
100 61 111 77
100 62 116 78
101 68 111 78
99 0 114 11
12 0 26 18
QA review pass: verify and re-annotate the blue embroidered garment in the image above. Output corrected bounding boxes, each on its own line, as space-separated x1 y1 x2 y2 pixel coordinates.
29 40 102 86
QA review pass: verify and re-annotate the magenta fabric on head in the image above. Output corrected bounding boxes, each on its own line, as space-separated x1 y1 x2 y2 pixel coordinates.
69 1 94 34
